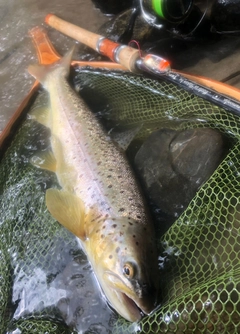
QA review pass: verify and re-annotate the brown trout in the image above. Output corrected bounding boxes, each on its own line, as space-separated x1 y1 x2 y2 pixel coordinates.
28 49 159 322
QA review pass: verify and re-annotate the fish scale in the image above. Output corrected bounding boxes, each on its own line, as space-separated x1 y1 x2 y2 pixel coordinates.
50 73 148 223
28 49 159 322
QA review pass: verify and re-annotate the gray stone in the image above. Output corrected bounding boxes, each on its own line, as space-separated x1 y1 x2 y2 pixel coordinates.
135 127 225 217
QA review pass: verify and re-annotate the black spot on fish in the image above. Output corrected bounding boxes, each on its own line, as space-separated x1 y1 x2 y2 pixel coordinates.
137 215 141 219
113 224 117 228
116 247 120 253
119 232 124 236
129 222 133 226
101 234 104 238
97 161 101 165
118 208 125 212
103 225 106 229
120 190 124 194
109 255 113 259
108 185 112 188
133 235 136 238
107 175 112 178
136 242 139 246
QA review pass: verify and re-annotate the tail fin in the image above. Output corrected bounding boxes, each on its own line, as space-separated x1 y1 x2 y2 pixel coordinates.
28 46 75 86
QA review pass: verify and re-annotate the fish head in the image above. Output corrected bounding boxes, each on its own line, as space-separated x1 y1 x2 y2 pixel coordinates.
97 217 159 322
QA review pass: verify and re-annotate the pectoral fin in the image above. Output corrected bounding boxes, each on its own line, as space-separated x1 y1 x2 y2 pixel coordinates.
46 188 86 240
30 150 56 172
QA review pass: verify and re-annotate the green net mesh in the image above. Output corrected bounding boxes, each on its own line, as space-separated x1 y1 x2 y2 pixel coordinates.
0 68 240 333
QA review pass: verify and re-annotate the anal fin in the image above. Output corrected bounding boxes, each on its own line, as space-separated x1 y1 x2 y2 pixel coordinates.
46 188 86 240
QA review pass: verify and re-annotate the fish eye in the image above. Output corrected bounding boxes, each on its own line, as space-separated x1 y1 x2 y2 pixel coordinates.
123 263 134 279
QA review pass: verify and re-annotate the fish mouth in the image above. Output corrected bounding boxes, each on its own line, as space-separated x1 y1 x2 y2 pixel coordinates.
103 271 154 321
117 289 157 322
120 291 143 321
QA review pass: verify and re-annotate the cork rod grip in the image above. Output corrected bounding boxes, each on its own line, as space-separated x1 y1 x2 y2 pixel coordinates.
45 14 102 51
45 14 140 72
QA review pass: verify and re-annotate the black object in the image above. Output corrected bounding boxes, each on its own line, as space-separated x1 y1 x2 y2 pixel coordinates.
91 0 133 15
211 0 240 34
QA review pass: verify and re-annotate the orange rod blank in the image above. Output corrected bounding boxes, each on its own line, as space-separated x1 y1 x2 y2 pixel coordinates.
174 70 240 104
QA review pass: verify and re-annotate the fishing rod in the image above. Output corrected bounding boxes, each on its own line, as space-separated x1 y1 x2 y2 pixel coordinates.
45 14 240 117
139 54 240 116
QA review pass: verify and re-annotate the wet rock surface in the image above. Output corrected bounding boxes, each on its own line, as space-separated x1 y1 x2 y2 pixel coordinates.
135 127 226 218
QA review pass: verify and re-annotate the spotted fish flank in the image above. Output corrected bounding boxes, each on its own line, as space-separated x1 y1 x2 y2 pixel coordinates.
28 49 159 322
